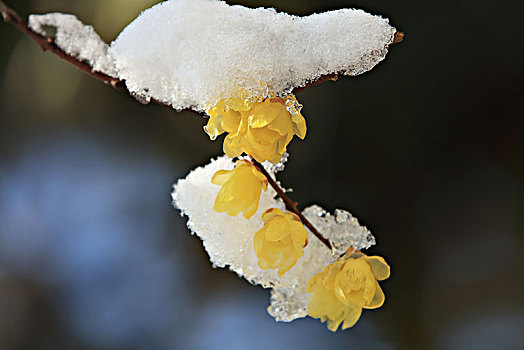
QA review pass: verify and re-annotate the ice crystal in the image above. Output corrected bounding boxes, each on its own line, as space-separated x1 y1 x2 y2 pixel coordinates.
263 153 289 174
28 13 117 77
110 0 396 111
303 205 376 256
172 156 376 322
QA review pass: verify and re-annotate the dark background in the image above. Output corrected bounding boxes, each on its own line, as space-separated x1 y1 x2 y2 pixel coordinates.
1 0 523 349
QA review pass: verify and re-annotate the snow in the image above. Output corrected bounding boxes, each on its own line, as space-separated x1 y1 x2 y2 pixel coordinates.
28 13 118 77
109 0 396 111
28 1 396 112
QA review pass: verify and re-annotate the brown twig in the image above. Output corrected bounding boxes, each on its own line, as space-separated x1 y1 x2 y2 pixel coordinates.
250 158 333 250
392 31 405 45
0 0 403 117
294 73 339 94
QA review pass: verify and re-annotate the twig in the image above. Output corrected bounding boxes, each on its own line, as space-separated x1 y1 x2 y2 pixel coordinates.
392 31 405 45
294 73 339 94
250 158 333 250
0 0 403 117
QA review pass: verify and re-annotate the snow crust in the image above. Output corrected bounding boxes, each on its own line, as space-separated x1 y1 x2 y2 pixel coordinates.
28 13 118 77
110 0 396 111
172 156 375 322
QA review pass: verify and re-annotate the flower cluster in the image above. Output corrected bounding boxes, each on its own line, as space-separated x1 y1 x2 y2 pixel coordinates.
211 158 309 276
205 94 307 163
177 91 391 331
207 94 310 277
172 155 384 326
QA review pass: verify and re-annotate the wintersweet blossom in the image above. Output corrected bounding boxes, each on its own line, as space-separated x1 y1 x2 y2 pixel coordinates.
254 208 309 276
211 159 268 219
306 251 390 331
205 94 307 163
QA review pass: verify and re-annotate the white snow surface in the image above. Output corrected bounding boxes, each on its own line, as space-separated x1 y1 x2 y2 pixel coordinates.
110 0 396 111
28 13 118 77
172 155 376 322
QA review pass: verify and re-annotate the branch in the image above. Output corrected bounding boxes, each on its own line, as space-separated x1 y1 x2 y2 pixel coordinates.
1 0 401 251
0 0 202 116
0 0 404 117
250 158 333 250
1 1 124 89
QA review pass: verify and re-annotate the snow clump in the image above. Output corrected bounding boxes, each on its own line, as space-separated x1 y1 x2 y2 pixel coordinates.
109 0 396 111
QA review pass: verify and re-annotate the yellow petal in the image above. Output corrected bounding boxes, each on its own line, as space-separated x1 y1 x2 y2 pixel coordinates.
292 113 307 139
275 135 291 156
223 135 243 158
204 114 225 139
261 208 284 222
306 291 325 318
249 100 280 128
213 196 239 216
362 274 377 304
365 256 391 281
333 284 350 306
252 149 281 164
250 166 268 191
211 169 232 186
247 127 281 146
278 252 297 276
228 114 248 140
364 282 385 309
341 304 363 330
289 220 308 245
306 272 323 293
267 109 293 136
324 262 343 290
221 111 242 133
264 217 289 242
243 198 259 219
327 317 344 332
253 229 265 254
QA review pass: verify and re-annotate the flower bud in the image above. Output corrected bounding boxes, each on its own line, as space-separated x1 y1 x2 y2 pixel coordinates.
211 160 268 219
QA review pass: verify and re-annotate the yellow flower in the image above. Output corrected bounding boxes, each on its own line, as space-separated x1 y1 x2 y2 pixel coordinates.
211 160 268 219
205 94 307 163
254 208 308 276
306 251 390 331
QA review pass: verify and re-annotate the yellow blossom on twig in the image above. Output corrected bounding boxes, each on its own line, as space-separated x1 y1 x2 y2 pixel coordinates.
254 208 308 276
306 251 390 331
211 160 268 219
205 94 307 163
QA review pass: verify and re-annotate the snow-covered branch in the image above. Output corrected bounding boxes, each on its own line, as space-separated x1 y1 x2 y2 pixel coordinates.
2 0 401 331
0 0 403 116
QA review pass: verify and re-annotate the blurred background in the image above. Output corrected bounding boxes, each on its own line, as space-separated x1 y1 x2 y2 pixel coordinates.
0 0 523 349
